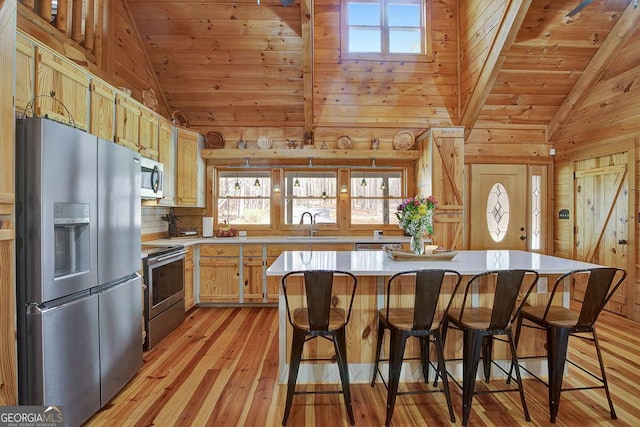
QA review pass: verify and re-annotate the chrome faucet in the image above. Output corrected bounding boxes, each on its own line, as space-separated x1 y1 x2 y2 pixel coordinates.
299 211 315 236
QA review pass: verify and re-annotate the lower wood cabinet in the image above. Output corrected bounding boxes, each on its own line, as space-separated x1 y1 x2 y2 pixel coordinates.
197 242 358 305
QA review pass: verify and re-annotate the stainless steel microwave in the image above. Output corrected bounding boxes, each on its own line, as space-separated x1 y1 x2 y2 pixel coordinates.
140 157 163 199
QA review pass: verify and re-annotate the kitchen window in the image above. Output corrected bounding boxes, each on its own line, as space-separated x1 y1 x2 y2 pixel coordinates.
217 170 272 225
283 171 338 225
350 170 403 225
342 0 431 61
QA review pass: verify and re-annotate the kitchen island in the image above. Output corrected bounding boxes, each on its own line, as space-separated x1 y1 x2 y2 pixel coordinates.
266 249 604 384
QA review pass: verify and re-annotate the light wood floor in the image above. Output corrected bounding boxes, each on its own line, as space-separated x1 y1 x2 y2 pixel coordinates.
86 306 640 426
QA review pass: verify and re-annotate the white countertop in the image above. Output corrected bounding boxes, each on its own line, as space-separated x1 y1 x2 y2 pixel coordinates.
266 250 604 276
142 236 411 247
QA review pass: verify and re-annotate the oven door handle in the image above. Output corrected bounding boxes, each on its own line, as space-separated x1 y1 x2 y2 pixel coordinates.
148 250 188 264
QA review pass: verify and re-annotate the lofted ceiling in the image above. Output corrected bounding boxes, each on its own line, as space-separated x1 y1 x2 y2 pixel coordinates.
126 0 637 139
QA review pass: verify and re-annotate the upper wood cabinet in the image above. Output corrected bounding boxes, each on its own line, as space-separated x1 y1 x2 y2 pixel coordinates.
15 33 34 115
34 47 89 130
416 128 465 250
139 109 159 160
114 94 141 153
89 79 115 141
157 120 175 206
176 128 199 207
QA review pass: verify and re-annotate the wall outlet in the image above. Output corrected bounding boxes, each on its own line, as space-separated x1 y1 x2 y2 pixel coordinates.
238 230 247 237
537 277 547 293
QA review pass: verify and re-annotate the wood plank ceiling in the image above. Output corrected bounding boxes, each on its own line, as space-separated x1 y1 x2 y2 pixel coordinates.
126 0 634 138
475 0 632 130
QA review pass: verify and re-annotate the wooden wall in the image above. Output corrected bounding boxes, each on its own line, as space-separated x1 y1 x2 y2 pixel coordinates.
458 0 507 120
110 0 168 117
0 0 16 407
553 25 640 321
311 0 458 149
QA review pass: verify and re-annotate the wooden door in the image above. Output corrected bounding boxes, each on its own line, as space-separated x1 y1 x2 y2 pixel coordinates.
176 129 198 206
573 153 631 317
469 164 528 250
89 79 115 141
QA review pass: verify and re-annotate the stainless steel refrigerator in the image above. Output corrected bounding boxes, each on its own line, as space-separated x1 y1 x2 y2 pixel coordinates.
15 118 143 427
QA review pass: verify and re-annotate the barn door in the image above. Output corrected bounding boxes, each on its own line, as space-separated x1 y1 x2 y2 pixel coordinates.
469 165 528 250
573 153 630 316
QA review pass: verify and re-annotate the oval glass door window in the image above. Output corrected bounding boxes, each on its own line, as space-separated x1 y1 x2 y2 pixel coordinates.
486 182 510 242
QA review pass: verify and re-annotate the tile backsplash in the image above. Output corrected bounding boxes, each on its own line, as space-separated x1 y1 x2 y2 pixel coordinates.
142 206 169 236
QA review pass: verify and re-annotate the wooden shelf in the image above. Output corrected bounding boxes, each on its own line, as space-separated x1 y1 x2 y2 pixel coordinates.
201 148 419 162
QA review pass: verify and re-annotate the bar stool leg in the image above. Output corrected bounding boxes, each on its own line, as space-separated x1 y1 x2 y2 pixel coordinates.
282 328 306 426
371 317 385 386
507 330 530 421
462 329 483 427
334 327 355 425
547 326 569 423
592 328 617 419
481 335 493 382
385 328 408 427
419 336 431 383
433 331 456 423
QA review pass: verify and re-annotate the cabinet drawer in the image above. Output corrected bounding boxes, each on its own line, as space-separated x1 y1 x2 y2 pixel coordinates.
266 244 310 256
200 245 240 257
243 245 263 257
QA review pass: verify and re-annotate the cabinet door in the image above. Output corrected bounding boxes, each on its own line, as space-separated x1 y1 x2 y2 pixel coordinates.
176 129 198 206
114 94 140 153
157 120 175 205
199 257 239 303
184 247 195 310
139 110 159 160
89 80 115 141
35 47 89 130
16 33 35 114
243 256 264 302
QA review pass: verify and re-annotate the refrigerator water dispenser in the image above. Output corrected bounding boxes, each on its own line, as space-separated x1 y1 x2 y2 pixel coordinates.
54 202 90 278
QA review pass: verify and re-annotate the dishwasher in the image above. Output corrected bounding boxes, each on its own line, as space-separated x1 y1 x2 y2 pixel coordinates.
355 242 403 251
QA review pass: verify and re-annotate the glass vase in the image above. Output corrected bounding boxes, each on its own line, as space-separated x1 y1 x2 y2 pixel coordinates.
410 234 424 255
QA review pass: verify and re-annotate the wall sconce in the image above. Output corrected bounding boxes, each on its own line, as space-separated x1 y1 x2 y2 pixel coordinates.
341 183 348 193
273 183 281 193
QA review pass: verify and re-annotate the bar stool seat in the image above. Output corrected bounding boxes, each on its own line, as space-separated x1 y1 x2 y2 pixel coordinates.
442 269 539 427
371 269 462 427
281 270 358 426
514 267 627 423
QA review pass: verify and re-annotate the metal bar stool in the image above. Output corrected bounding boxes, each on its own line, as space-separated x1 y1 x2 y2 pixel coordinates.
513 267 626 423
370 269 462 426
281 270 358 426
441 269 539 426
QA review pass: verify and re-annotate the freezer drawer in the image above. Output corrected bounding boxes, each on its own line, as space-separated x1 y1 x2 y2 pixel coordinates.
97 274 143 406
25 293 101 427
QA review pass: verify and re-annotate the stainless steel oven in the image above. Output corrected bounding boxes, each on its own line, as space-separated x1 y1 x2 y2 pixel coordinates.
142 245 187 350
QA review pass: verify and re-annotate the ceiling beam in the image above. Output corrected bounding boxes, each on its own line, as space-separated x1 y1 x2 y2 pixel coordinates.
547 1 640 141
459 0 532 140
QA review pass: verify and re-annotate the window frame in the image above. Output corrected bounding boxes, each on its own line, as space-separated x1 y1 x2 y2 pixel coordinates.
341 0 433 63
281 169 340 232
348 168 406 228
215 169 273 228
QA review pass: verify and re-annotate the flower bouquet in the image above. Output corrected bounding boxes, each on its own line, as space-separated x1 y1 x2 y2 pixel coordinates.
396 196 437 254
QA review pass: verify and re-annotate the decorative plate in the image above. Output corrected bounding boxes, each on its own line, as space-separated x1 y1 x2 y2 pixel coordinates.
142 88 158 111
337 135 352 149
205 131 225 149
171 110 189 127
257 135 273 149
392 131 415 150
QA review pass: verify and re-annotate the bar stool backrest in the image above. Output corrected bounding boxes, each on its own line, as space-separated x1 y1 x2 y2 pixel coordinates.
386 269 462 330
545 267 626 329
282 270 358 332
458 270 539 330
